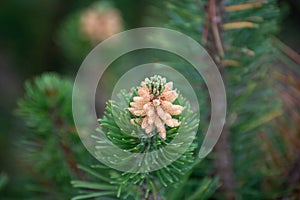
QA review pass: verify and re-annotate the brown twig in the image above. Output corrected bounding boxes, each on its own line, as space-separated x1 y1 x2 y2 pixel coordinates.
51 113 87 181
214 124 236 200
202 3 210 45
210 0 225 58
273 37 300 65
203 1 237 199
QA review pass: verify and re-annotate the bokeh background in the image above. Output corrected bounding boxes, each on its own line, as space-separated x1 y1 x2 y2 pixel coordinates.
1 0 300 199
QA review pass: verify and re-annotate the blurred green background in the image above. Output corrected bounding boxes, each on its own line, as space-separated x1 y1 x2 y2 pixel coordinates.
0 0 300 198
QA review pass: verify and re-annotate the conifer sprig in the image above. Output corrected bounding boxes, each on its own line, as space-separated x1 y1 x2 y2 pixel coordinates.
73 75 199 199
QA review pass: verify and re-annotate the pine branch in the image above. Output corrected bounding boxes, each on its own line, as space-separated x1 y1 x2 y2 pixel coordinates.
203 1 236 199
73 76 199 199
202 0 281 199
17 73 89 198
13 1 284 199
214 125 236 200
203 0 225 65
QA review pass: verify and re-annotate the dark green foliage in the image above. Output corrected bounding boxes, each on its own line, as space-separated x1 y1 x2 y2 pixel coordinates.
58 11 92 67
16 73 91 199
0 173 8 191
17 73 73 134
164 0 205 40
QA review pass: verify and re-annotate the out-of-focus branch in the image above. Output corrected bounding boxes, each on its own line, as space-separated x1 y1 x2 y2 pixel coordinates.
273 37 300 65
203 1 236 199
214 124 236 200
